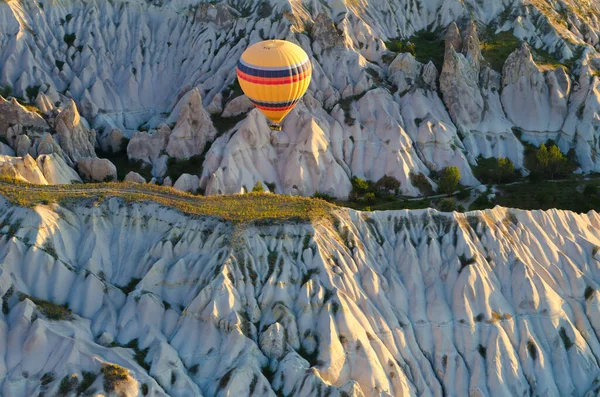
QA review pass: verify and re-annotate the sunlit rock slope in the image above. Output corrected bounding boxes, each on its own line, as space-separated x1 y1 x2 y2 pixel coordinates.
0 196 600 396
2 0 600 196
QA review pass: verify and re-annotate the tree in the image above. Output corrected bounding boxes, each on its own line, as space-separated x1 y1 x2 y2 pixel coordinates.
439 198 457 212
375 175 401 195
547 145 567 179
252 181 265 193
438 167 461 194
536 144 549 169
496 157 515 183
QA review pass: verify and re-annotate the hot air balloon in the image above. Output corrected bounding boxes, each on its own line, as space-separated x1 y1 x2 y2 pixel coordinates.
236 39 312 130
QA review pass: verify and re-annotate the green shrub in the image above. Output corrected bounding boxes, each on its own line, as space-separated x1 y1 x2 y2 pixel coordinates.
410 172 433 195
313 191 336 202
58 375 78 396
584 184 598 197
585 286 596 301
41 372 55 386
439 198 457 212
64 33 76 47
25 85 41 101
559 327 573 350
527 340 537 360
385 29 444 69
77 371 98 394
252 181 265 193
438 167 461 194
101 364 129 392
375 175 401 195
474 156 516 184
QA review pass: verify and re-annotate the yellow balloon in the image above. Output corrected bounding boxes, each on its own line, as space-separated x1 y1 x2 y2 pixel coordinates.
236 40 312 127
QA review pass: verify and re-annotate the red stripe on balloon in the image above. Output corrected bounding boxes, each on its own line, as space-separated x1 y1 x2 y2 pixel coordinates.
236 69 311 85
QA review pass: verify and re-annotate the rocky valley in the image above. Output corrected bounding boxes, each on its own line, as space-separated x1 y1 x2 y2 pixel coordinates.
2 0 600 395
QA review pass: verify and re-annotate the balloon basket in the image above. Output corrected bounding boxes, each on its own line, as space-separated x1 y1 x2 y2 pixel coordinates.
269 124 282 131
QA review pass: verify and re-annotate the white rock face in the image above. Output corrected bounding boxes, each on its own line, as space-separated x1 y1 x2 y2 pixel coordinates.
502 44 571 133
172 173 200 193
76 158 117 182
55 100 96 165
165 88 217 159
0 154 49 184
0 198 599 396
36 153 82 184
124 171 146 184
1 0 600 192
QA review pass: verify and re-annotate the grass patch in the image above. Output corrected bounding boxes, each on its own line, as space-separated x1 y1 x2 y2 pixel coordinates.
0 180 335 224
23 295 72 321
385 30 444 70
166 155 204 183
481 29 520 72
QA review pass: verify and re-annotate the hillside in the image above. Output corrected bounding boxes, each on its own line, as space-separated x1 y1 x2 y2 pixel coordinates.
1 0 600 198
0 184 598 395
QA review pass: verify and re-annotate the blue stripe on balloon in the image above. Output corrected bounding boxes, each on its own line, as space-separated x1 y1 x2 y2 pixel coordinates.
248 97 302 108
237 60 310 78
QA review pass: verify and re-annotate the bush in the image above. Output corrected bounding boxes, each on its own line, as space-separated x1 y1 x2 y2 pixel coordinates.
313 191 336 202
252 181 265 193
64 33 76 47
375 175 400 195
438 167 461 194
439 198 457 212
77 372 98 394
534 144 574 179
58 375 78 396
410 172 433 195
474 156 516 184
101 364 129 392
584 184 599 197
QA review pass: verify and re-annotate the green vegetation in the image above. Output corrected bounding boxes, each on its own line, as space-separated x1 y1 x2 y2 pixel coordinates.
585 286 596 301
481 30 520 72
58 375 78 396
77 371 98 395
438 167 461 194
25 85 40 101
385 30 445 70
252 181 265 193
0 180 335 224
22 294 73 321
559 327 574 350
410 172 434 196
64 33 76 47
527 340 538 360
477 344 487 359
101 364 129 392
96 146 153 182
349 175 401 204
0 84 12 98
55 60 65 72
439 198 457 212
118 278 141 295
474 157 517 184
530 143 575 180
41 372 55 386
166 155 203 184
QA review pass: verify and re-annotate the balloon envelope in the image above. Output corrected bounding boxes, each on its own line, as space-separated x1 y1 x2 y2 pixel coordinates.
236 40 312 125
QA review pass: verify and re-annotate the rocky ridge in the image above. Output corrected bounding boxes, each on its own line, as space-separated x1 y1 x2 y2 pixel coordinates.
1 0 600 197
0 196 599 395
